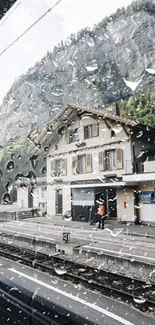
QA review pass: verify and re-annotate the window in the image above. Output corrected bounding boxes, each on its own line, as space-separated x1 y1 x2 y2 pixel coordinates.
78 155 86 173
72 154 92 174
105 150 116 170
55 159 63 176
84 125 93 139
111 130 115 137
84 123 99 139
51 159 67 177
69 128 78 143
41 186 47 198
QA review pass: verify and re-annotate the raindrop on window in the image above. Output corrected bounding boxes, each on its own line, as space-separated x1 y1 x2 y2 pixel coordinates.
132 288 147 304
30 155 38 169
55 267 67 275
6 160 14 172
133 295 146 304
42 167 46 174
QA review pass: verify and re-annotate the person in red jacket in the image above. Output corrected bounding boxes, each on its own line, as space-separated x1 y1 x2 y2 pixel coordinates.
97 202 105 229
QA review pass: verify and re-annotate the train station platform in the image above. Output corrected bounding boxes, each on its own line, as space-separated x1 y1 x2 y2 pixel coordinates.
0 219 155 282
24 216 155 239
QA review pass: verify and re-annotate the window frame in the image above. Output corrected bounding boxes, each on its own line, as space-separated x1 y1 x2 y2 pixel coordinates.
105 149 116 171
55 159 63 176
69 128 79 143
78 154 86 174
84 124 93 139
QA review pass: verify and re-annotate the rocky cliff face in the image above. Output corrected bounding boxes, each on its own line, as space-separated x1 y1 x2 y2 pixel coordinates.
1 0 155 198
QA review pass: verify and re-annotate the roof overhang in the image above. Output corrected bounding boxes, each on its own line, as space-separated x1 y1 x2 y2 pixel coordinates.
27 102 155 155
64 182 126 188
27 103 139 155
13 177 46 187
28 104 76 154
123 173 155 183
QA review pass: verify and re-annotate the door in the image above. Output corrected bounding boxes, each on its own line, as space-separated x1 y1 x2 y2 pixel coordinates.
95 188 117 219
56 189 62 214
107 188 117 218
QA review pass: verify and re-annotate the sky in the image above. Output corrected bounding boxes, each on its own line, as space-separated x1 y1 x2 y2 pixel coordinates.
0 0 132 103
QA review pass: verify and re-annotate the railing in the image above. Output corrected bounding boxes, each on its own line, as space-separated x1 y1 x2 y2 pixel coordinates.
143 160 155 173
125 161 143 174
125 160 155 174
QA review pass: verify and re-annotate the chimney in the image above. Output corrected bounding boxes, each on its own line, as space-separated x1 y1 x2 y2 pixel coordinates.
115 102 120 116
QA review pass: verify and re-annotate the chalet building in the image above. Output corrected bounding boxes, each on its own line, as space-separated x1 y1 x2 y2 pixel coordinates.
14 177 47 216
28 103 155 224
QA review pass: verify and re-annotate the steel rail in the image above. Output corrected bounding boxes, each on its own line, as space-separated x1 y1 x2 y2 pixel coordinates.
0 242 154 313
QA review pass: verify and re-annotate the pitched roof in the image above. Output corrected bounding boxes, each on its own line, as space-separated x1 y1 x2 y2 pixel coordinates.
27 102 155 154
43 103 138 134
65 103 138 126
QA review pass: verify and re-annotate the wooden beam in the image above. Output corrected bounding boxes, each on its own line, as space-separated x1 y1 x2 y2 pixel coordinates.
122 124 130 137
104 118 111 129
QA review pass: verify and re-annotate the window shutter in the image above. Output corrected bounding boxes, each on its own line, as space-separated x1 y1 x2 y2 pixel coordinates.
92 124 99 137
65 130 70 144
86 154 92 173
62 158 67 176
50 160 56 177
116 148 123 169
72 156 78 174
98 151 106 171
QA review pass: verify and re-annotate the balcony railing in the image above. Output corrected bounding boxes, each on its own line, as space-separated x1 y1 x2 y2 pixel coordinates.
125 160 155 174
143 160 155 173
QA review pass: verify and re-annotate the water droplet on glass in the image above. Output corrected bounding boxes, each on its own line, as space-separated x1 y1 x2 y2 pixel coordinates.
7 308 11 312
64 210 72 221
55 267 67 275
6 160 14 172
112 126 122 134
78 215 85 221
46 125 53 134
51 279 58 285
86 65 98 72
130 257 135 262
136 131 143 138
30 155 38 169
133 295 146 304
42 167 46 174
64 216 72 221
104 228 123 237
132 288 147 304
87 39 95 47
149 269 155 280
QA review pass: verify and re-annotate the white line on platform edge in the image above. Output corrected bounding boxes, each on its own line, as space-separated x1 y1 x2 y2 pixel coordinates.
9 267 135 325
82 246 155 261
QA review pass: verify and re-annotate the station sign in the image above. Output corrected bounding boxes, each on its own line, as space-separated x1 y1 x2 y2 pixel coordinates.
138 191 155 204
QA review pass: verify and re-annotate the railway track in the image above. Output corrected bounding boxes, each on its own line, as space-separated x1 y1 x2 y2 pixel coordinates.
0 242 154 314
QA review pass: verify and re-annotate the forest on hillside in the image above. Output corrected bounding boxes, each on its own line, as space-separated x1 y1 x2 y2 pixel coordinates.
118 92 155 127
